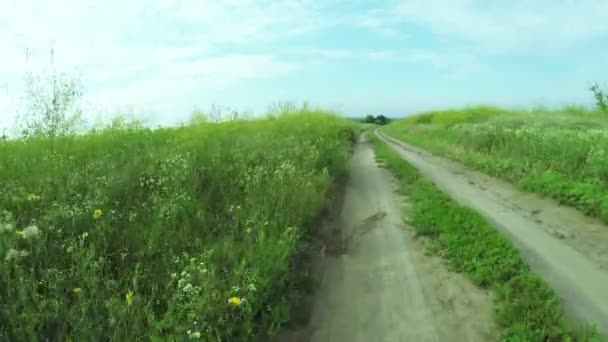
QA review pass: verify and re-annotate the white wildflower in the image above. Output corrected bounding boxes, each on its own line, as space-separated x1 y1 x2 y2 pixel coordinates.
0 223 14 233
5 249 29 261
21 225 40 239
5 249 19 261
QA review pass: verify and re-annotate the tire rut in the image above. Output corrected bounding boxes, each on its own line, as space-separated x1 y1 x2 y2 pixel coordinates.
378 131 608 335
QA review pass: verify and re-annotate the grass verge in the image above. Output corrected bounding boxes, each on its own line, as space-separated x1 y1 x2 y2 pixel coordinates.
369 133 602 341
0 109 355 341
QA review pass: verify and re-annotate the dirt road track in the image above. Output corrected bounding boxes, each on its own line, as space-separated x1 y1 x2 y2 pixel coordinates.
305 135 497 342
377 131 608 335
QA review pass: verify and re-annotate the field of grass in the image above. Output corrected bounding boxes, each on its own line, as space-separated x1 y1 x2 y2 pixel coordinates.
370 134 601 341
383 106 608 222
0 110 355 340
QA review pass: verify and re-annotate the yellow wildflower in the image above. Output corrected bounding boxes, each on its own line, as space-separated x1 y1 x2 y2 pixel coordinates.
27 194 41 201
93 209 103 220
125 290 134 306
228 296 242 306
73 287 82 294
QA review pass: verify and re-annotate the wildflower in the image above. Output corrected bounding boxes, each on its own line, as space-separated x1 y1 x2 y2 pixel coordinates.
0 223 14 233
228 296 243 306
5 249 28 261
93 209 104 220
73 287 82 294
17 225 40 239
5 249 19 261
27 194 41 201
125 290 134 306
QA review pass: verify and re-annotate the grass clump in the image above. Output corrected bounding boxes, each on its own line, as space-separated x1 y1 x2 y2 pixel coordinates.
383 106 608 222
0 110 355 341
369 134 602 341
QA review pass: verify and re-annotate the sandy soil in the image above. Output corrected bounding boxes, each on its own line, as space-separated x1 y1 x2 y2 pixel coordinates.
301 135 497 342
378 131 608 335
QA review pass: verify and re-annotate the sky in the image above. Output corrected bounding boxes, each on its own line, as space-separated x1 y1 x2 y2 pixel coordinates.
1 0 608 130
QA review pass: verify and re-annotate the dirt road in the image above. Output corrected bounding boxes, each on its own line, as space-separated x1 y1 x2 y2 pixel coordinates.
377 131 608 335
305 135 497 342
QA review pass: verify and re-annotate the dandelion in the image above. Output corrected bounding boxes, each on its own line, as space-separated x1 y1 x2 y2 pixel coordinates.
73 287 82 294
228 296 243 306
93 209 103 220
125 290 134 306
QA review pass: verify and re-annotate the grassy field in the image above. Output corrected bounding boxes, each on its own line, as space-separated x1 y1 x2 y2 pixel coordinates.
0 110 355 340
370 134 601 341
382 106 608 222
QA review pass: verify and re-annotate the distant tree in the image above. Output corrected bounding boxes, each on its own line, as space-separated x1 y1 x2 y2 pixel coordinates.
363 114 375 123
375 115 390 125
18 46 85 139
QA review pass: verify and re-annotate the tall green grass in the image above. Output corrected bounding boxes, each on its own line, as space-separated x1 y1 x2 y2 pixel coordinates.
370 134 602 341
0 110 355 340
383 106 608 221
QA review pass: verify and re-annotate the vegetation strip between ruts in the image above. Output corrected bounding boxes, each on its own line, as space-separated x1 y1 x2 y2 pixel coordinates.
369 133 602 341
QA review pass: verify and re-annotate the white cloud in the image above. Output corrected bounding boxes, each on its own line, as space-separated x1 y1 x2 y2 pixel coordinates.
85 54 296 124
2 0 604 128
402 49 487 78
394 0 608 53
0 0 334 127
283 47 485 78
349 8 410 40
